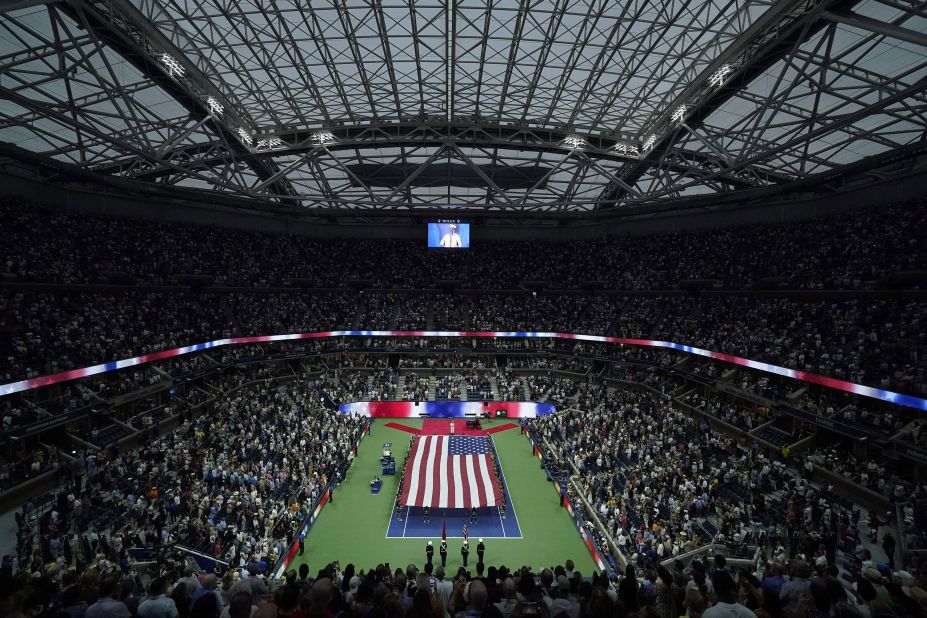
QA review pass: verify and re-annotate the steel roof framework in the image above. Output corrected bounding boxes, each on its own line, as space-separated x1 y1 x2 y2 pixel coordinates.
0 0 925 214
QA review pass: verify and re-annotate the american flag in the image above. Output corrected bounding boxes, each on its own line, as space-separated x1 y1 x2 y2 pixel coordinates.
400 435 503 509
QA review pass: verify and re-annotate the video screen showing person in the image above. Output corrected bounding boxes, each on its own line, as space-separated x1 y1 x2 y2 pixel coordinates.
427 221 470 249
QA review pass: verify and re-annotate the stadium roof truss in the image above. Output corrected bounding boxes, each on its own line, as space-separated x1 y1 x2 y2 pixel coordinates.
0 0 926 215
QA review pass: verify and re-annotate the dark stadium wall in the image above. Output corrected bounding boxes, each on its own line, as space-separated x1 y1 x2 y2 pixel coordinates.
3 164 927 241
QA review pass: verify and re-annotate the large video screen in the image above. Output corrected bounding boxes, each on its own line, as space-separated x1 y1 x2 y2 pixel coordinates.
427 220 470 249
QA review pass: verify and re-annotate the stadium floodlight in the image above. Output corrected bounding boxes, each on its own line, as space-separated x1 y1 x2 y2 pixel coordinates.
160 53 184 78
613 142 639 158
206 96 224 116
256 137 283 150
561 134 586 150
313 130 337 145
671 105 687 124
236 127 253 147
642 134 657 152
708 64 733 88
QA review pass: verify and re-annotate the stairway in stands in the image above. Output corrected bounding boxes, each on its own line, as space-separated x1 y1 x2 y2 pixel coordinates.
458 375 469 401
518 377 531 400
366 374 376 399
488 374 501 400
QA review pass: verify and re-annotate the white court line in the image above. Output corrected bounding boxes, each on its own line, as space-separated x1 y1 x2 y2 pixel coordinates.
489 435 521 539
384 503 406 539
384 435 523 540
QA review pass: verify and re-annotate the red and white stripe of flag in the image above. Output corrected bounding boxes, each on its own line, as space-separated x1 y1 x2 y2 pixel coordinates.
400 435 502 509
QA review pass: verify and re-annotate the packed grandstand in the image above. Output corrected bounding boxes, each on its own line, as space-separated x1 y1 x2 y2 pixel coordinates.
3 0 927 615
1 193 925 618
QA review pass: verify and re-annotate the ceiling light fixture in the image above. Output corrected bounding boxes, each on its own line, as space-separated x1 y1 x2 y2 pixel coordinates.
708 64 732 88
642 134 657 152
562 135 586 150
613 142 639 158
256 137 283 150
236 127 253 146
206 96 224 116
160 54 184 78
313 130 336 145
671 105 687 124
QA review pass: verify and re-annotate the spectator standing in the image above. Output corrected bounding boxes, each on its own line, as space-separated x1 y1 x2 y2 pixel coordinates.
85 577 132 618
138 576 179 618
703 571 755 618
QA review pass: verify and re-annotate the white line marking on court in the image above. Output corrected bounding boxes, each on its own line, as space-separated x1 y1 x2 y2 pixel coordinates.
383 432 524 540
489 435 520 539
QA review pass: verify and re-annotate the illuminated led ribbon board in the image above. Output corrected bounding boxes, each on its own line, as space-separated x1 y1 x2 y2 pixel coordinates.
338 400 555 418
1 330 924 412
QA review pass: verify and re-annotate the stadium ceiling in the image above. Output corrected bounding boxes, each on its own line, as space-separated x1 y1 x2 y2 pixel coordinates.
1 0 926 217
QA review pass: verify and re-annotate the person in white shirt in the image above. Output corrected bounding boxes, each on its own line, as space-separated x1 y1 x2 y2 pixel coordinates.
439 224 462 248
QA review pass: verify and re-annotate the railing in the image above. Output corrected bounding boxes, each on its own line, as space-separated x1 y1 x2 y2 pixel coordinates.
3 330 924 412
174 544 230 573
521 424 616 574
6 343 923 457
270 418 371 578
896 498 927 570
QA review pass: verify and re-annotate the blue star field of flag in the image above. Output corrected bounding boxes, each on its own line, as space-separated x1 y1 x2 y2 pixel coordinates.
448 436 490 455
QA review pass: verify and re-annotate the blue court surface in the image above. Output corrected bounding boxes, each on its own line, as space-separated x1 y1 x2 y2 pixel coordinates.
386 439 522 539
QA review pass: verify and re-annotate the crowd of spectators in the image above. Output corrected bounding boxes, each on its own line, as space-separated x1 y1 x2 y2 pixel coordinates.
2 336 919 479
402 375 429 402
2 195 926 399
464 372 493 401
3 290 923 406
0 445 60 491
435 374 463 400
0 291 230 382
6 547 927 618
309 361 607 406
678 392 769 432
2 358 927 617
804 445 919 503
524 376 583 405
496 370 526 402
796 391 911 438
528 387 865 570
11 378 366 581
4 196 925 290
508 356 591 374
2 194 926 617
